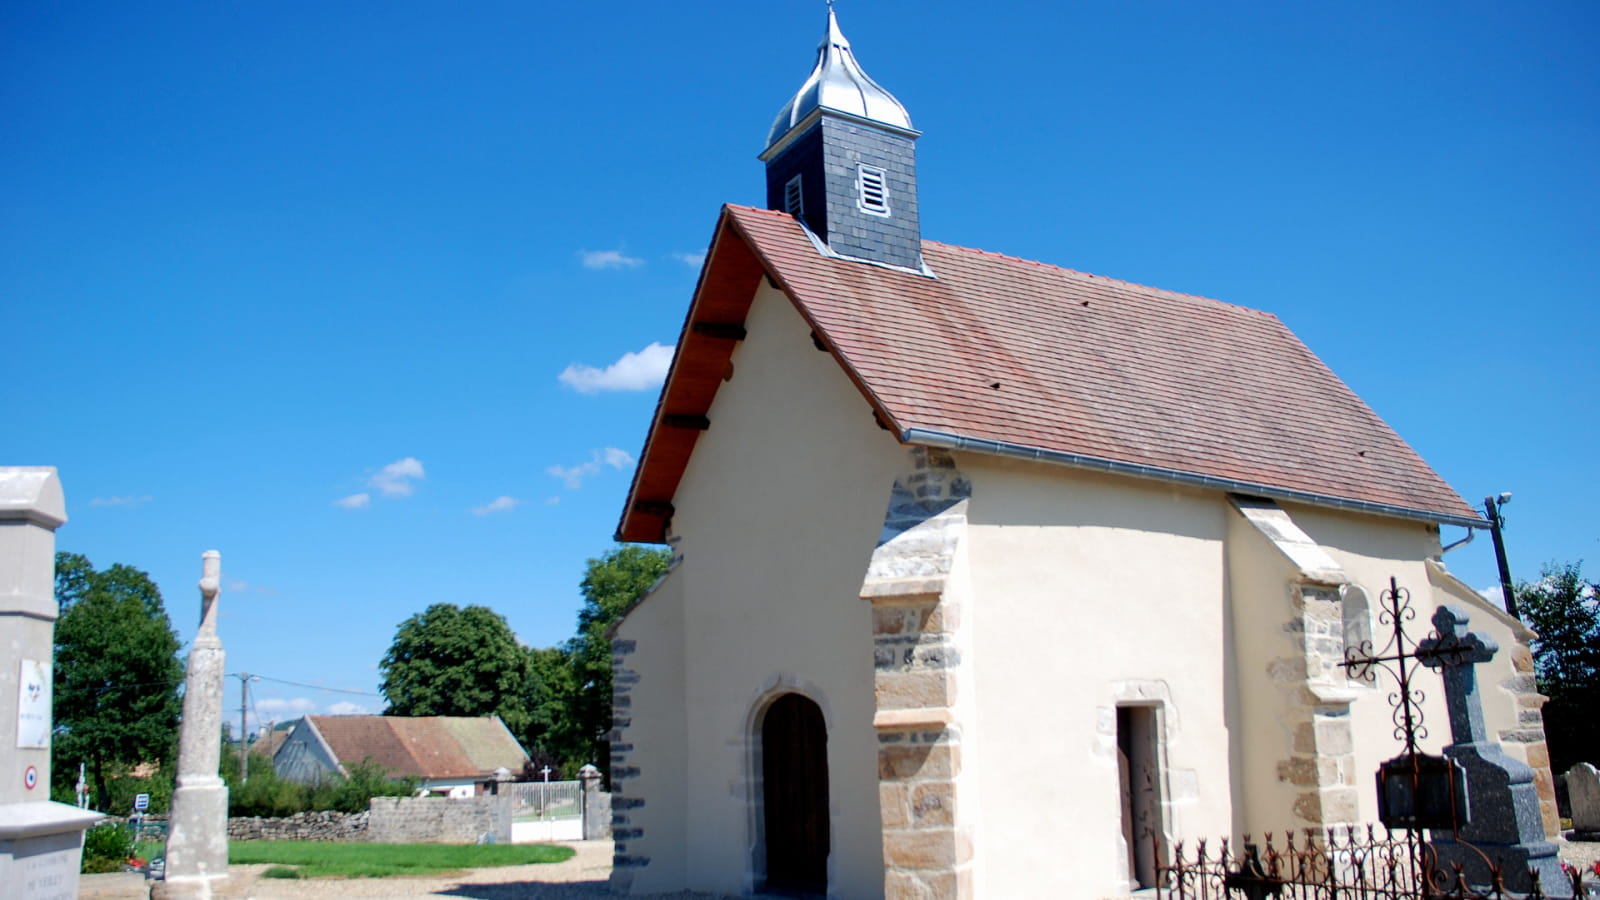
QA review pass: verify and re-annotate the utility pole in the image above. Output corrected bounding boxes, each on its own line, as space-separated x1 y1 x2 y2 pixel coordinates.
1484 493 1519 621
235 671 259 781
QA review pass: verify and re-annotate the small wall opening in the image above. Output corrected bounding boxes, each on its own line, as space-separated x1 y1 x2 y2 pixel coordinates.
1118 704 1164 889
759 692 830 897
1342 584 1374 686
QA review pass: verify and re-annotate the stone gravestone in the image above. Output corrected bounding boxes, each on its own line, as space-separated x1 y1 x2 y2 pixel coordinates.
1419 605 1566 896
1568 763 1600 840
153 552 231 900
0 467 104 900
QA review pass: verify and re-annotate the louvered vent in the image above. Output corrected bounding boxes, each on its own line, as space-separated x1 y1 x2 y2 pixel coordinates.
784 174 804 217
857 165 890 216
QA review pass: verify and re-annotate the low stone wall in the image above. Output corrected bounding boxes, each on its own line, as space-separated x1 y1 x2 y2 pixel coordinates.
367 796 509 844
227 810 369 842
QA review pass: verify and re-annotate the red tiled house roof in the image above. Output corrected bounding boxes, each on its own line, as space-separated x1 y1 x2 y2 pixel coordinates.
307 715 527 781
618 205 1480 541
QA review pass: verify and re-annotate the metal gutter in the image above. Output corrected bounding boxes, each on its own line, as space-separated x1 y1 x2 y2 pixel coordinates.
901 427 1487 530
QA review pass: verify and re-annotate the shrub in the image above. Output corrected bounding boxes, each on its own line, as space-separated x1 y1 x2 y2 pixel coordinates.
81 823 134 873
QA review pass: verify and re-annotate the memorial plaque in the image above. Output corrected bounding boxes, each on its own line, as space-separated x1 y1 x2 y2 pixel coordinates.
16 658 50 748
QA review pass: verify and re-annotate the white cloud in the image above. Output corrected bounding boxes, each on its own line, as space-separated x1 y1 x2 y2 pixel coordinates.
547 447 635 490
334 492 371 509
256 697 317 720
1477 584 1503 606
91 495 153 507
224 578 250 593
580 249 644 270
672 251 706 267
558 342 674 394
325 701 371 716
370 457 425 497
545 496 561 506
471 496 522 516
547 461 598 490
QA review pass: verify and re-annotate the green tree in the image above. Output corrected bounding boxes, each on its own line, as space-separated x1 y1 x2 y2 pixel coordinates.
378 603 533 735
1516 561 1600 779
523 645 578 774
560 545 671 781
52 552 184 806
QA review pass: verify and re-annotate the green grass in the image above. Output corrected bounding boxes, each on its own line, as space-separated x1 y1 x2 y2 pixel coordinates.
229 841 576 878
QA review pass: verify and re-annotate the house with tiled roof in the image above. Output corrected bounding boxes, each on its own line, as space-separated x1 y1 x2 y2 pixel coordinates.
606 11 1557 900
273 715 528 798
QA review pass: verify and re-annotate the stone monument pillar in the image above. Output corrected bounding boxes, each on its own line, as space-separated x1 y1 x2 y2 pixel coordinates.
578 763 610 840
1419 605 1566 896
0 467 104 899
155 551 230 899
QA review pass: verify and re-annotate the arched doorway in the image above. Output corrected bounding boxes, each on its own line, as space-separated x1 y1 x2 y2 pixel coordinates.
761 692 829 895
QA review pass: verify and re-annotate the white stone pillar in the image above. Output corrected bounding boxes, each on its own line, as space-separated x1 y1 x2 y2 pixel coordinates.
155 551 230 899
0 467 104 898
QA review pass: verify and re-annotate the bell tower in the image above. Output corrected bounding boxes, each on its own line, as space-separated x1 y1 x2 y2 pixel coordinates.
761 9 924 272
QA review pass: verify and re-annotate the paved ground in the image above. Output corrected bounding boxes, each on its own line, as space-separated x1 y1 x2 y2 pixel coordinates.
76 835 1600 899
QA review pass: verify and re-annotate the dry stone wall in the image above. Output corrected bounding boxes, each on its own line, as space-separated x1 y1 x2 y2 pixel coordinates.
227 810 368 842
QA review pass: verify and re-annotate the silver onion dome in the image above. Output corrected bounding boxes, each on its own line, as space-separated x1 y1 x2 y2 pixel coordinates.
765 9 915 150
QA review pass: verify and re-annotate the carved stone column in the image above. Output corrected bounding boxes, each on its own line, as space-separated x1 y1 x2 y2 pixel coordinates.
155 552 231 900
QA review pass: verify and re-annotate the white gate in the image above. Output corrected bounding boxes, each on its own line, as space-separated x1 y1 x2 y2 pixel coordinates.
505 780 583 842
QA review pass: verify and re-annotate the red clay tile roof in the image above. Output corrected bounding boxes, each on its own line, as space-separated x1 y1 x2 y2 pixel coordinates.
307 716 527 781
617 205 1480 541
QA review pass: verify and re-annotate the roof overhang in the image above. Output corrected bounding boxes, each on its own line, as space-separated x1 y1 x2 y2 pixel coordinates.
616 209 772 542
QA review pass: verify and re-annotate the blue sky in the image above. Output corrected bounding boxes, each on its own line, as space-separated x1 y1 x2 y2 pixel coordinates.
5 1 1596 735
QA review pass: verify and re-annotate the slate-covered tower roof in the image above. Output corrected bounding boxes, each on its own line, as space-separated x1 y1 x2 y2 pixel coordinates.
761 9 924 272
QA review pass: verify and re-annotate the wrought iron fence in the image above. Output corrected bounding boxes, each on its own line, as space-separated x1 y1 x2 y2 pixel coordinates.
1154 825 1559 900
1155 576 1581 899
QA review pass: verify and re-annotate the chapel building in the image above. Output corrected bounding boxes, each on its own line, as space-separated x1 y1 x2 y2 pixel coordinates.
605 12 1557 898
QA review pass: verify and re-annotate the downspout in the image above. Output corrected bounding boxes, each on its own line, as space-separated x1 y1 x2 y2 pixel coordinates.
1440 527 1477 555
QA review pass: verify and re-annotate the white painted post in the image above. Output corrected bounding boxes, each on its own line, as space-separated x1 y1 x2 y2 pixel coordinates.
0 467 104 898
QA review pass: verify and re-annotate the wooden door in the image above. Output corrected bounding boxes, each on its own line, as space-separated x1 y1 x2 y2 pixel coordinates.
762 693 829 895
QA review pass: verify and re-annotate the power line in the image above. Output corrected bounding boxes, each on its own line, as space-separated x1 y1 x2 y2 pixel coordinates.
250 674 382 697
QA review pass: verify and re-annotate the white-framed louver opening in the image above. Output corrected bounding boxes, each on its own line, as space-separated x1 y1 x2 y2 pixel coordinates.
784 174 804 217
857 165 890 216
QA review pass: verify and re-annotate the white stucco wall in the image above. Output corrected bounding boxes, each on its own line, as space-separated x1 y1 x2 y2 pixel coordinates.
612 284 1540 897
615 281 906 897
611 564 688 890
962 457 1235 898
